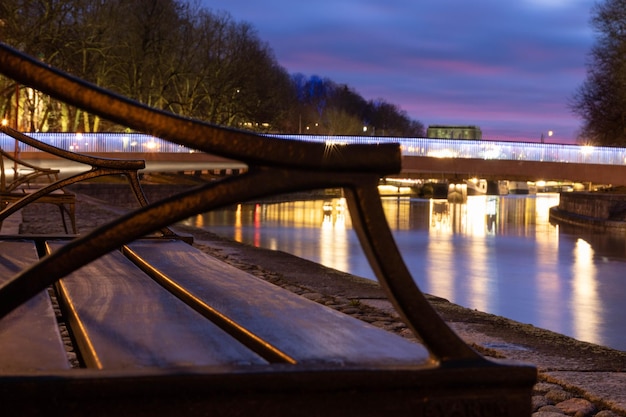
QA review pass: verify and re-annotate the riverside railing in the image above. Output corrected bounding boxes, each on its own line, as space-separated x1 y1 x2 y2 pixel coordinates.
271 134 626 166
3 132 625 166
0 132 196 153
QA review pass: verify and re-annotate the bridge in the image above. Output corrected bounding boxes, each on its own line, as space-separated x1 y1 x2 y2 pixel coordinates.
4 132 626 186
272 135 626 186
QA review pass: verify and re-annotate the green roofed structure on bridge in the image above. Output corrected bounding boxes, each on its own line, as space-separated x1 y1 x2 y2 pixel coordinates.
427 125 482 140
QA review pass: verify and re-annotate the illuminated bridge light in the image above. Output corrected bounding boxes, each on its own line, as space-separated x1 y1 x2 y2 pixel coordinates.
428 149 457 158
581 145 594 155
6 132 626 167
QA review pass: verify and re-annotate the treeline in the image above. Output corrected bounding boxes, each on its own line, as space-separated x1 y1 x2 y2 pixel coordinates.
0 0 424 136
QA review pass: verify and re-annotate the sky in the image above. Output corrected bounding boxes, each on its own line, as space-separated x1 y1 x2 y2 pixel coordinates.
201 0 597 143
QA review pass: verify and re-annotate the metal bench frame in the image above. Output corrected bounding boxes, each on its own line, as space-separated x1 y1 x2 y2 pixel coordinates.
0 43 536 416
0 146 77 233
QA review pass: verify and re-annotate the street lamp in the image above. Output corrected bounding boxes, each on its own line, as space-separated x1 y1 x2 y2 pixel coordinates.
540 130 553 143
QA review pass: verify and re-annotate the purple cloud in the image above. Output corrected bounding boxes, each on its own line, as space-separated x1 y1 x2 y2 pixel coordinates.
202 0 596 143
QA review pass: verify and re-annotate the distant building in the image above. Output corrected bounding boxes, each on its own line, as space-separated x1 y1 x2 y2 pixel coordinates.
426 125 482 140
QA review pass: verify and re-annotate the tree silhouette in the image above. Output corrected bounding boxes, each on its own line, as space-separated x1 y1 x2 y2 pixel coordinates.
0 0 423 136
571 0 626 145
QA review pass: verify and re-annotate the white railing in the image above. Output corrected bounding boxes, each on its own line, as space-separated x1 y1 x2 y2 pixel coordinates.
2 132 626 166
270 134 626 166
0 132 197 153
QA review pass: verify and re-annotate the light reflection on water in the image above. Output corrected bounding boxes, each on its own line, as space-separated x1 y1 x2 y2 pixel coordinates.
181 193 626 351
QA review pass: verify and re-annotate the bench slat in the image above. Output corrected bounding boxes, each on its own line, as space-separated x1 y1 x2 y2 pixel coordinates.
0 240 69 372
124 240 430 366
46 241 268 369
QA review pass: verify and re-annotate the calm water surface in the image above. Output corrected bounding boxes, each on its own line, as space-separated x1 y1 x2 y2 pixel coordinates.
181 193 626 351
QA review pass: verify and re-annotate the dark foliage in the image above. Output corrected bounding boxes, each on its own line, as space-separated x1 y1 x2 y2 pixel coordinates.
571 0 626 145
0 0 423 136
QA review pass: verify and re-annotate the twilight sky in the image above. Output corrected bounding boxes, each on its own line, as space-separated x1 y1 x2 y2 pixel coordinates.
202 0 597 143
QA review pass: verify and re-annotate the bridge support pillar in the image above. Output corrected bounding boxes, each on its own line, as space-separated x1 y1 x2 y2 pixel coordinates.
447 183 467 203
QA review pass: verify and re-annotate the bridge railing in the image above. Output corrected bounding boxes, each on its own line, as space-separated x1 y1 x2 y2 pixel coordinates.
271 135 626 166
4 132 626 166
0 132 197 154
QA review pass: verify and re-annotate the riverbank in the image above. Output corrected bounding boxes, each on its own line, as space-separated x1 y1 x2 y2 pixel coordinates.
550 191 626 231
17 193 626 416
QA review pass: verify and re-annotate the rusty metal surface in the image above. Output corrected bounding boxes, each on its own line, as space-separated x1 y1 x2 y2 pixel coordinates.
0 364 535 417
0 41 536 391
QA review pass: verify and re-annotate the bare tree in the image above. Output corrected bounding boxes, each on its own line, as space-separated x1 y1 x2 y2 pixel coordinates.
571 0 626 145
324 108 365 135
104 0 188 108
0 0 78 131
0 0 422 136
366 99 425 137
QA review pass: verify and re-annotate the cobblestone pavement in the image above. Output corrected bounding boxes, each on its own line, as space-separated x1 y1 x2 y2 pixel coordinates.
17 195 626 417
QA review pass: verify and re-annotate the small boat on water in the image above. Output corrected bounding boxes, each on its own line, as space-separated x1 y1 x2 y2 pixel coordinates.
465 178 488 195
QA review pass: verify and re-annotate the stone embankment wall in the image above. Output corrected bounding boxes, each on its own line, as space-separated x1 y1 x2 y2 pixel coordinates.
549 192 626 231
68 183 193 208
68 183 342 208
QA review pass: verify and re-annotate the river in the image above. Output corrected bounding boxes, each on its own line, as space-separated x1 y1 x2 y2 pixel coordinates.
181 193 626 352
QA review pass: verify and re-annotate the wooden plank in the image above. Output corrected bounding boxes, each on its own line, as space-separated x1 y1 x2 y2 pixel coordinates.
0 240 69 372
46 241 268 370
124 240 430 366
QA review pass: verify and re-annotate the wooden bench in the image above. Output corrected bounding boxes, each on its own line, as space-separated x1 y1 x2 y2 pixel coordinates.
0 124 158 236
0 147 77 233
0 43 536 416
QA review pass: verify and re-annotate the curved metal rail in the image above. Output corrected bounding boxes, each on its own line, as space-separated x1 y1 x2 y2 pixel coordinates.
0 148 59 192
0 125 165 233
0 42 483 363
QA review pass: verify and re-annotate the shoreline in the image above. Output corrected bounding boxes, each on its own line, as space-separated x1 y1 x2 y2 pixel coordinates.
18 193 626 415
550 192 626 231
